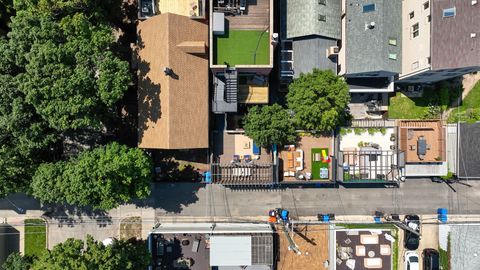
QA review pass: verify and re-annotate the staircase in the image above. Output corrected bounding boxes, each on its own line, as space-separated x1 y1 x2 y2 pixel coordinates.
224 68 238 103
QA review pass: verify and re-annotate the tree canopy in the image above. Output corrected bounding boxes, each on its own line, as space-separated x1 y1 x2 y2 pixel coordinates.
31 142 153 210
0 0 137 199
4 236 150 270
243 104 297 148
1 252 32 270
287 69 350 132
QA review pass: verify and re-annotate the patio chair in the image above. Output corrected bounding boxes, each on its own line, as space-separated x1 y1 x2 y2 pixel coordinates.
426 144 431 150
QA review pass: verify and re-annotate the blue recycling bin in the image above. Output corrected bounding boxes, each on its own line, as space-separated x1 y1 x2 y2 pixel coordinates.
437 208 448 223
204 171 212 183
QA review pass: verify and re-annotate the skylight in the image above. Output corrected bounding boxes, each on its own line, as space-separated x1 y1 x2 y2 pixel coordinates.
363 4 376 13
443 7 456 18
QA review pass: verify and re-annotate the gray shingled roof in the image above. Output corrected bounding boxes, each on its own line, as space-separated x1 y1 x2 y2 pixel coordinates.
458 122 480 178
285 0 341 40
345 0 402 75
292 36 338 76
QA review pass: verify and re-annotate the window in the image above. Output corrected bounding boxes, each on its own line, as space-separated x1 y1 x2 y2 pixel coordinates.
318 14 326 21
427 57 431 64
318 0 326 5
363 4 376 13
427 15 431 22
412 61 419 70
409 11 414 19
412 23 419 38
424 1 429 9
389 53 397 60
388 38 397 46
443 7 456 17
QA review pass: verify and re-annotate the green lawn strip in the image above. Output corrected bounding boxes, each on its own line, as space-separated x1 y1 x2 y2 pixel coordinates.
388 92 429 119
24 219 47 257
448 81 480 123
439 233 451 270
389 86 456 119
311 148 329 179
214 30 270 66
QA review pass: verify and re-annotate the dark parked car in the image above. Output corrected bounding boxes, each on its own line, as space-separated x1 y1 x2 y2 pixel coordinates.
404 215 420 250
423 249 440 270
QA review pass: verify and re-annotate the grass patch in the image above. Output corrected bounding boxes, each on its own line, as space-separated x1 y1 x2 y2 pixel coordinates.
214 30 270 66
439 233 451 270
311 148 329 179
24 219 46 257
120 216 142 240
448 81 480 123
389 85 458 119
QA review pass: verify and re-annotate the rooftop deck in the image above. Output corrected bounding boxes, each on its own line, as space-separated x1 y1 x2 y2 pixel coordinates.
213 29 270 66
158 0 205 18
399 120 446 163
210 0 272 67
336 229 393 270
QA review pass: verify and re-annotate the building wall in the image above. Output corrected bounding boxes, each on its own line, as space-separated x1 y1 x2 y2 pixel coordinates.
400 0 431 77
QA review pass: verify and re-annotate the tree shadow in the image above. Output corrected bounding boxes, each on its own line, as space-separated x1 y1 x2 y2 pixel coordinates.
134 182 203 214
41 204 112 228
134 31 163 146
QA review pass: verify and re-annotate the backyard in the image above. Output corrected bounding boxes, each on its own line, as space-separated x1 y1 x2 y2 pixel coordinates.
214 29 270 66
388 85 458 119
24 219 46 257
448 81 480 123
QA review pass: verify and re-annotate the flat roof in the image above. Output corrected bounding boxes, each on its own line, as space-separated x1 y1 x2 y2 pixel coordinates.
210 236 252 266
136 13 209 149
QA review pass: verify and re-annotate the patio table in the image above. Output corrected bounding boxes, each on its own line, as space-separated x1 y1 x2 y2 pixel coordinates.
417 138 427 156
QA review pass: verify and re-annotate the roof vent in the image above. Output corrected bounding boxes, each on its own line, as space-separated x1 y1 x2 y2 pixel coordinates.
366 21 375 30
472 0 478 5
471 33 477 38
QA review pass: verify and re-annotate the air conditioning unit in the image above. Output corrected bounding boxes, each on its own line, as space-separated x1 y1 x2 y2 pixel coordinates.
327 46 339 57
471 33 477 38
472 0 478 5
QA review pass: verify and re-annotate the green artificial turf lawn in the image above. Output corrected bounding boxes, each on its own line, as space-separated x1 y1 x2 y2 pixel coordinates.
311 148 329 180
24 219 46 257
214 30 270 66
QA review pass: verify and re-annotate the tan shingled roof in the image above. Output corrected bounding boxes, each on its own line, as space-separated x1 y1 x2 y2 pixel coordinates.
137 13 209 149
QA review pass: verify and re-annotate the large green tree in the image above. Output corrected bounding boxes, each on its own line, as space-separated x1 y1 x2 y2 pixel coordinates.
0 75 59 196
31 142 153 210
0 0 133 197
287 69 350 132
2 252 32 270
243 104 297 148
9 235 150 270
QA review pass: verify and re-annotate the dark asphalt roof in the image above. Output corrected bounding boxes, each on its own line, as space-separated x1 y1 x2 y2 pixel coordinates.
458 122 480 178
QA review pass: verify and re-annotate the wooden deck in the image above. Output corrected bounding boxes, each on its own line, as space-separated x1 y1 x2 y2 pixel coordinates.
277 224 329 270
158 0 202 17
238 85 269 104
226 0 269 30
399 120 446 163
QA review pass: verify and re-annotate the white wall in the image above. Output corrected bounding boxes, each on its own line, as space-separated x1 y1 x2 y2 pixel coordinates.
400 0 431 77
